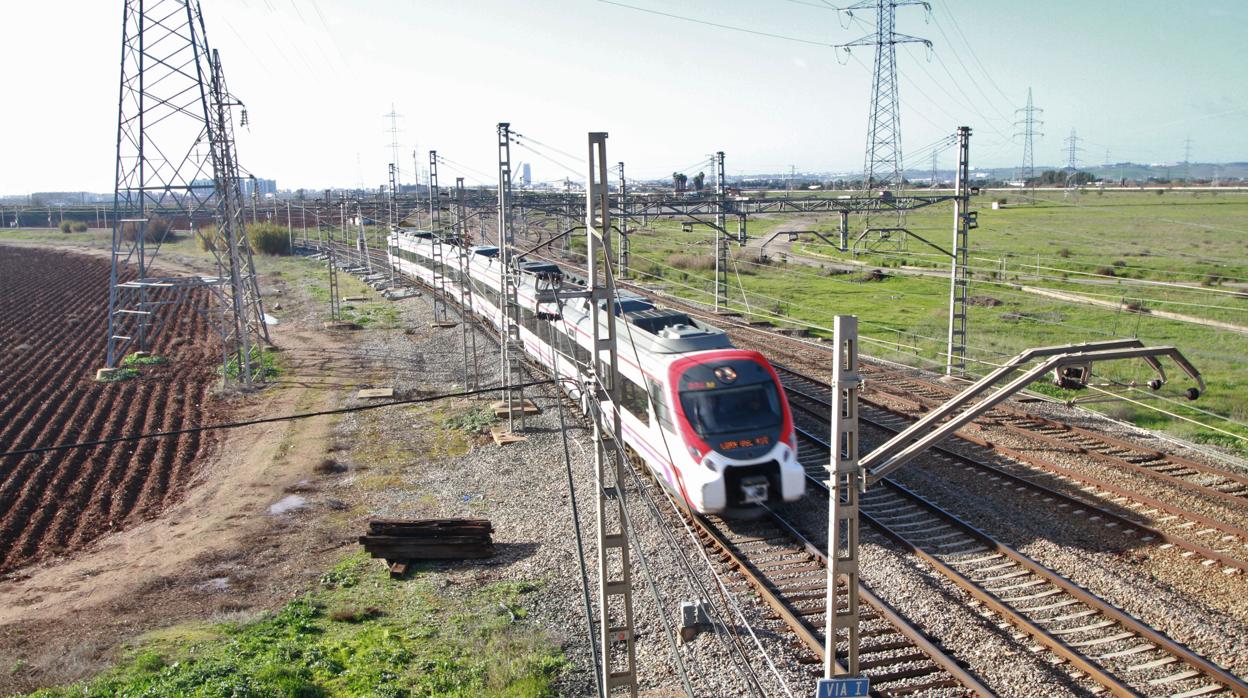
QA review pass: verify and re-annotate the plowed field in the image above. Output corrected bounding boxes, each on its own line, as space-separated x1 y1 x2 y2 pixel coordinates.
0 247 223 574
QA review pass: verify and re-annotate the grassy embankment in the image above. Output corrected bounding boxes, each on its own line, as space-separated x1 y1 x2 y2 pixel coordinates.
616 191 1248 452
26 553 563 697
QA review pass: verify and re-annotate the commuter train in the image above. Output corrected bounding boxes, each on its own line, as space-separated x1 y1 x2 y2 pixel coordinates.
388 230 805 514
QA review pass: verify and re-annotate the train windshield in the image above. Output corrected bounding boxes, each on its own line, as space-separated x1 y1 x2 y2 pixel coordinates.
679 382 782 438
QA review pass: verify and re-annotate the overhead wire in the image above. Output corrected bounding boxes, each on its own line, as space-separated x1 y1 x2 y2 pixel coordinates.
0 380 555 460
595 0 833 47
598 231 796 696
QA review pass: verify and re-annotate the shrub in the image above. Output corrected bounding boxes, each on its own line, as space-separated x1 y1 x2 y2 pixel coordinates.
247 222 290 255
71 221 88 232
1111 260 1127 268
1056 248 1071 258
1094 266 1116 277
196 223 221 252
59 221 73 233
731 248 773 268
668 253 715 271
122 215 175 243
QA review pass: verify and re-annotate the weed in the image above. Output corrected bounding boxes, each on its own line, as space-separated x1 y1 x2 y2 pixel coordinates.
121 353 167 367
97 367 140 382
443 405 498 435
221 347 281 380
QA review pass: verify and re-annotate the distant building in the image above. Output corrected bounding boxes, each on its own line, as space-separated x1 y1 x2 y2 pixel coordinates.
242 177 277 199
520 163 531 187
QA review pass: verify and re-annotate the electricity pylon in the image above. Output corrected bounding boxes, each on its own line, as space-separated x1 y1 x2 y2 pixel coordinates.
837 0 932 194
1014 87 1043 189
104 0 269 386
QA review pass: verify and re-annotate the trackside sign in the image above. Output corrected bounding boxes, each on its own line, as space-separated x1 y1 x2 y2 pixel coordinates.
815 676 870 698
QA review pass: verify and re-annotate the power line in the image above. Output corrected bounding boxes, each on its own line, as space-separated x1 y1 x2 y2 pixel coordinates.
0 380 554 460
595 0 832 46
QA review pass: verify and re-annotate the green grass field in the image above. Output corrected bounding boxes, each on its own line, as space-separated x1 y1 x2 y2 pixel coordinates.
615 190 1248 453
25 553 563 697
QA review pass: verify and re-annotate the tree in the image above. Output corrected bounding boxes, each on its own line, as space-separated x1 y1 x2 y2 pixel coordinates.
692 171 706 192
672 172 688 193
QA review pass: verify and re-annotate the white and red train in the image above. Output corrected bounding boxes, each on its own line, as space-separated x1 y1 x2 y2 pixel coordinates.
388 230 805 514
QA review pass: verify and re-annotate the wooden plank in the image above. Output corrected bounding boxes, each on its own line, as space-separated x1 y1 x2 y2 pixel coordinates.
362 545 494 559
388 560 410 579
356 388 395 399
356 536 491 549
490 426 527 445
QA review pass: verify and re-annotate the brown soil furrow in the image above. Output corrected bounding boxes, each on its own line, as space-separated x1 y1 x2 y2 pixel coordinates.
108 382 168 524
0 247 223 574
6 381 139 567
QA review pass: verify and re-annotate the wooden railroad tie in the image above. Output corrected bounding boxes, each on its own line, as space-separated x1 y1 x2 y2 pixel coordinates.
358 518 495 578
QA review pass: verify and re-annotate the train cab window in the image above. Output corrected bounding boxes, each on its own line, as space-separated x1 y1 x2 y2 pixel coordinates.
679 382 782 438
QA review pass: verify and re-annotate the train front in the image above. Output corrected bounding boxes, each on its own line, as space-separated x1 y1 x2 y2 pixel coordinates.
669 350 805 514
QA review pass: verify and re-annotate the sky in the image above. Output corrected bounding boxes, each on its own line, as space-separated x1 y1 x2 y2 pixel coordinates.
2 0 1247 194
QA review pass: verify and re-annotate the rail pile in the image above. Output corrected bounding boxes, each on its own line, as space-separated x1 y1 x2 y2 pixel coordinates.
359 518 494 577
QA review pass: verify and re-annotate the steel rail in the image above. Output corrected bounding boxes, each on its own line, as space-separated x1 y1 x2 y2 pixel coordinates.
777 366 1248 574
859 365 1248 508
792 423 1248 697
686 505 992 696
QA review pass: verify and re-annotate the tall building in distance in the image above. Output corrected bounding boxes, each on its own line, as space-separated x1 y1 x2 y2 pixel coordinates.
520 163 531 187
242 177 278 198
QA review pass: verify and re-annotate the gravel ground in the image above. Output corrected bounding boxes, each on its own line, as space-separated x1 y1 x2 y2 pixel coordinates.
312 258 1248 696
313 268 823 696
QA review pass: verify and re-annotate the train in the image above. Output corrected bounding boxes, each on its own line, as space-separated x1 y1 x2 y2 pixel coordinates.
388 229 805 514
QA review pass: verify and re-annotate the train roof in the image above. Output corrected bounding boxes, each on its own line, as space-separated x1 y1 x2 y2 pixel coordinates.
621 308 730 354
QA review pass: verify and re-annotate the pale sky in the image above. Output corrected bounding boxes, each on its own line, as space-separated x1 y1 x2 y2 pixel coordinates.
3 0 1246 193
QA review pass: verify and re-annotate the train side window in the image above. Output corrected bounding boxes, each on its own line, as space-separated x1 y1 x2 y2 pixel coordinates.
648 378 672 430
620 376 650 423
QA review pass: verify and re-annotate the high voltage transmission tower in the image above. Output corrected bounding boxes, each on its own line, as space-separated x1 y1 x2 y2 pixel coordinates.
385 104 403 187
1064 128 1082 173
103 0 269 387
837 0 932 195
1014 87 1043 185
1183 136 1193 182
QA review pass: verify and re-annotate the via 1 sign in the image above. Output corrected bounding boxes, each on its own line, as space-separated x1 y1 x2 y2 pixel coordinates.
816 677 870 698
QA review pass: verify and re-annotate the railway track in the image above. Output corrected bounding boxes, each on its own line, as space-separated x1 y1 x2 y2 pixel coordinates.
681 497 992 696
307 238 1247 695
858 366 1248 510
775 367 1248 575
308 239 994 695
783 376 1248 697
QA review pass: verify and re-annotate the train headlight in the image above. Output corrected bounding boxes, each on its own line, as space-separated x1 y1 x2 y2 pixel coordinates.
701 457 717 472
688 445 703 460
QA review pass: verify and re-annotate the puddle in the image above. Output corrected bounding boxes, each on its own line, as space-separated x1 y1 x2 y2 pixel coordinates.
195 576 230 592
268 494 307 515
